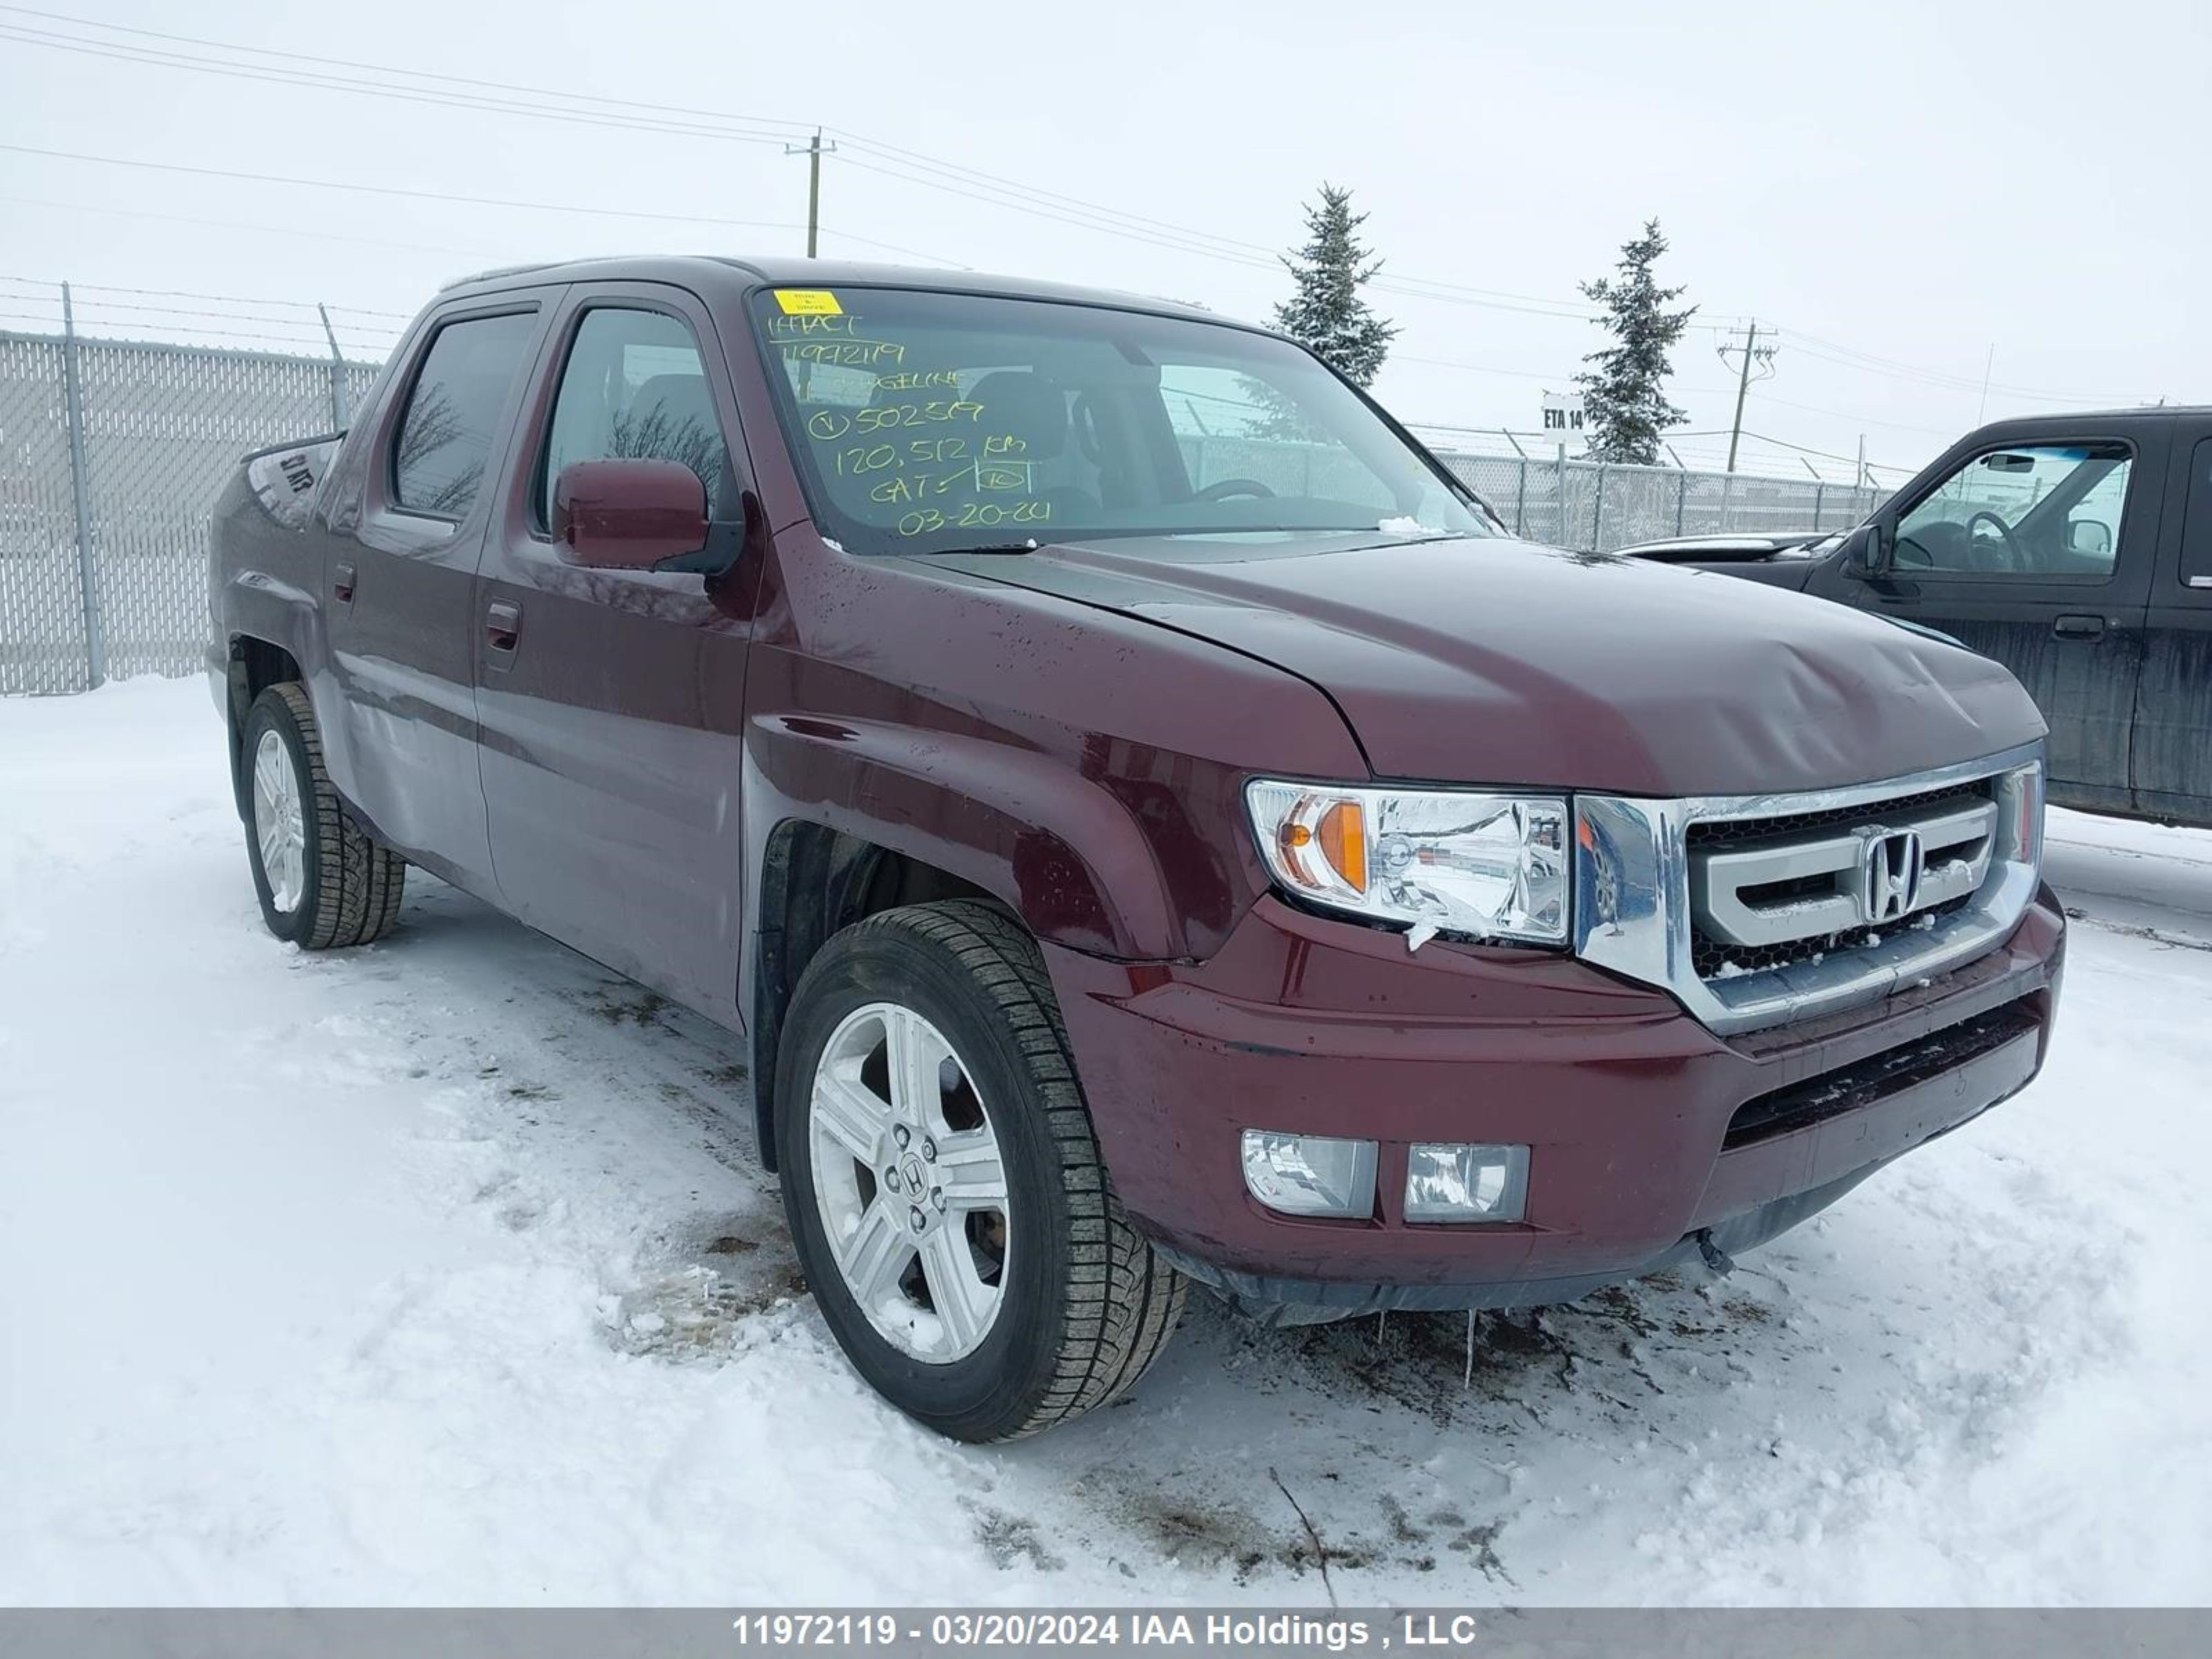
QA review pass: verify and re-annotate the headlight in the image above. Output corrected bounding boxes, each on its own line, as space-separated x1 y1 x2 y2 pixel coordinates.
1245 780 1570 946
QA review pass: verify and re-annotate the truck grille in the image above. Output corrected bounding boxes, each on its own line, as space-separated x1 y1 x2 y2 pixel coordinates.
1688 780 1999 982
1685 779 1993 851
1570 745 2045 1035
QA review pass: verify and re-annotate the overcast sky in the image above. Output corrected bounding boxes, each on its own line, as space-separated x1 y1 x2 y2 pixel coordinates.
3 0 2202 481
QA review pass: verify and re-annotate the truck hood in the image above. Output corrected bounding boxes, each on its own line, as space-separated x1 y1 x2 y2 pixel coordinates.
931 532 2046 796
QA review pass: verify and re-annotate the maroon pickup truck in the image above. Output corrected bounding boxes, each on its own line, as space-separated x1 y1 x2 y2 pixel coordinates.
208 256 2064 1441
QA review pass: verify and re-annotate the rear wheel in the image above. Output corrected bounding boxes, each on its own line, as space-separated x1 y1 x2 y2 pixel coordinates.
241 683 406 949
776 901 1185 1441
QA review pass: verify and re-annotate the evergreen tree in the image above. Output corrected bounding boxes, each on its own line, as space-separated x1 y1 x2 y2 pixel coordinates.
1573 219 1696 465
1273 183 1398 387
1244 185 1396 438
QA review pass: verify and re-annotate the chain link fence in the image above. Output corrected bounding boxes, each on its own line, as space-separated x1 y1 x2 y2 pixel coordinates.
1425 451 1884 550
5 326 1891 696
1 328 380 695
1168 438 1886 559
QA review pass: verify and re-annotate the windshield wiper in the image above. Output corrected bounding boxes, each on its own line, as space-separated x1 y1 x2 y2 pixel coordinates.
908 540 1041 557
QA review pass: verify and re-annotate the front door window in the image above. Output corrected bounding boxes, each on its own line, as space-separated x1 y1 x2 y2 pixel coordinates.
1893 442 2130 579
539 307 733 526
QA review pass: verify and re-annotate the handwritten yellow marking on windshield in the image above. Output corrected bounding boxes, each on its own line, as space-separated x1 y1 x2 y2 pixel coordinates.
778 338 906 368
769 313 856 336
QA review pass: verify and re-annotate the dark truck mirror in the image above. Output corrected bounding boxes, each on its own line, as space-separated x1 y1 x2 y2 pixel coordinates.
1844 520 1894 577
552 459 709 570
2068 517 2113 558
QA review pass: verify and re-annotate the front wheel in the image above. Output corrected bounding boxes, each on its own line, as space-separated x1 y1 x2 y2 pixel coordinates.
241 683 406 949
776 901 1185 1441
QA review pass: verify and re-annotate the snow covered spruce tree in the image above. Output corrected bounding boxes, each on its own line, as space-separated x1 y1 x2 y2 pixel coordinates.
1250 185 1398 436
1573 219 1696 465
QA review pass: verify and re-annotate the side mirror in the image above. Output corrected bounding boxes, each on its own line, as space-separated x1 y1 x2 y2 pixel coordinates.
552 459 709 570
2068 517 2113 558
1845 521 1893 577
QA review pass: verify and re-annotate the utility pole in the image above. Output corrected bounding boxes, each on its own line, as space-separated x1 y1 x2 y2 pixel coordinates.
784 129 837 258
1717 319 1779 474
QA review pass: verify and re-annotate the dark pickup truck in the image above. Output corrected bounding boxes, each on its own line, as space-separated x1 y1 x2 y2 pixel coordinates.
1621 408 2212 828
209 256 2064 1441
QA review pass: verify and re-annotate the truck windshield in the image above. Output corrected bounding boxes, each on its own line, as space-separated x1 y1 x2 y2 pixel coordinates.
746 286 1492 556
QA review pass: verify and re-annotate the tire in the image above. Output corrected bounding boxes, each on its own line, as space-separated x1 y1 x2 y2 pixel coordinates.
241 682 406 950
776 900 1185 1441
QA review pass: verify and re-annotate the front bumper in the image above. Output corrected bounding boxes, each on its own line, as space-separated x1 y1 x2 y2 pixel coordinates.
1042 888 2064 1322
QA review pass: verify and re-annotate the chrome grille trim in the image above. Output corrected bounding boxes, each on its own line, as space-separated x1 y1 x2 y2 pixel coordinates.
1572 743 2045 1034
1691 795 1998 951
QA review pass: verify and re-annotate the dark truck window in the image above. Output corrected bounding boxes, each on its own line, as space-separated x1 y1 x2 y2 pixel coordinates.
1893 441 2130 580
744 285 1491 556
2182 438 2212 588
391 310 538 518
539 307 733 525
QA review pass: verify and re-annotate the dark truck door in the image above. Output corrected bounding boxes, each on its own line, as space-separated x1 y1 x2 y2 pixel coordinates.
2135 424 2212 821
1809 428 2163 814
319 297 552 892
472 285 759 1024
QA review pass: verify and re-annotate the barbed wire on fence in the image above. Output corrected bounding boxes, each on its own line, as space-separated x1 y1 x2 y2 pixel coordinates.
1400 422 1920 491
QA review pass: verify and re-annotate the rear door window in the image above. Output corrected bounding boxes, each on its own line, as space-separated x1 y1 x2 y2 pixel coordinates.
391 311 538 518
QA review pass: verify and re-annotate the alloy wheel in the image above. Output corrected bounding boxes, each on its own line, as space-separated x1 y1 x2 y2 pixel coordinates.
807 1001 1011 1362
250 728 306 914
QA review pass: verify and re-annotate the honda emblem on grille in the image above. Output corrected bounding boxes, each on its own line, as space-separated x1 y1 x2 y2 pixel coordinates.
1857 828 1925 924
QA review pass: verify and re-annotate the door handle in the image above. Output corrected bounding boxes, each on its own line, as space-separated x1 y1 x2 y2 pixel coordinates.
485 599 523 658
332 561 356 604
2052 613 2106 639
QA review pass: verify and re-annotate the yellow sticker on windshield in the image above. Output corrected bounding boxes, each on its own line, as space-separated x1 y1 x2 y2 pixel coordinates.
774 289 843 316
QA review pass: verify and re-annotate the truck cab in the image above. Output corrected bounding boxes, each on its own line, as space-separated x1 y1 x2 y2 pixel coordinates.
1631 409 2212 828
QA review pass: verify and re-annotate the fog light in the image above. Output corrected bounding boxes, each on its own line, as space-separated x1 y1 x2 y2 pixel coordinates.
1241 1130 1378 1219
1405 1143 1529 1223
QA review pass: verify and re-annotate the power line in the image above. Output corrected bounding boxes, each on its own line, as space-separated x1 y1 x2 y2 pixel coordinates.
0 14 1271 272
0 19 807 151
0 6 1498 291
0 286 399 332
832 152 1282 272
57 279 406 319
821 133 1632 322
0 5 2143 448
0 191 514 262
0 142 814 234
1395 353 1569 383
0 0 2123 402
0 190 946 274
0 10 1629 325
0 310 371 349
814 226 969 269
0 3 814 138
1737 429 1891 468
1777 328 2155 406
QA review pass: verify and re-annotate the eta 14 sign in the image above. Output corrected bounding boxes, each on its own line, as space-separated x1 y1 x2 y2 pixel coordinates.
1541 392 1588 440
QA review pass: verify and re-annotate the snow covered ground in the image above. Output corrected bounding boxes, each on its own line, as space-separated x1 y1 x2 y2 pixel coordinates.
3 678 2209 1606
